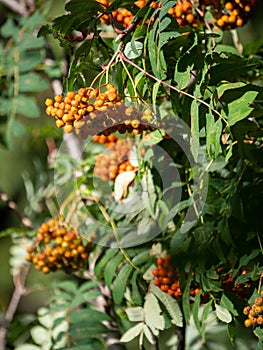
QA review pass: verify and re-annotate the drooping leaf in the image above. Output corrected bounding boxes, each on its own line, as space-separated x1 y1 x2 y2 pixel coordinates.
143 324 155 344
201 299 212 342
220 294 238 317
112 263 133 304
190 99 199 162
192 291 201 333
151 283 183 327
144 293 165 335
104 252 124 289
120 322 144 343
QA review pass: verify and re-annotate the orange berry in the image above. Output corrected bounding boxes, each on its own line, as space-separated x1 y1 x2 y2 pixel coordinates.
56 120 65 128
157 258 163 266
64 124 73 133
67 91 75 99
160 285 169 292
225 2 233 10
186 13 195 24
254 298 263 307
54 95 63 103
45 98 53 107
236 18 243 27
168 289 174 296
244 319 252 327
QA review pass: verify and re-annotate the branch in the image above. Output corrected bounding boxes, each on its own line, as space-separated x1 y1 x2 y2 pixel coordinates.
0 263 30 350
0 0 28 16
176 324 186 350
0 190 33 229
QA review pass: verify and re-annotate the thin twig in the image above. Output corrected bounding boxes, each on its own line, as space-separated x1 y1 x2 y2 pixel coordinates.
0 263 30 350
0 0 28 16
0 190 33 229
92 196 138 270
118 51 227 124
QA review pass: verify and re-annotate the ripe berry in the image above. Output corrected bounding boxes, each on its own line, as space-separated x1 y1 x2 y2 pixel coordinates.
25 217 93 274
244 319 252 327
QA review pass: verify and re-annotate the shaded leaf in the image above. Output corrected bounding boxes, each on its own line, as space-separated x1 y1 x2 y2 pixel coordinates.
223 91 258 126
112 263 133 304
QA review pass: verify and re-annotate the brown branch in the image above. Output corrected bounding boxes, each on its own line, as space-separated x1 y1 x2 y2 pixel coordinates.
0 263 30 350
0 190 33 229
0 0 28 16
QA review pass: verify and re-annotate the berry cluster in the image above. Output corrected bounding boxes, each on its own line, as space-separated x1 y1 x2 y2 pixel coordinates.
243 291 263 328
99 0 157 28
168 1 200 27
45 84 123 134
94 137 136 181
99 0 256 30
45 84 159 137
92 133 119 148
152 255 201 298
25 218 92 274
214 0 257 29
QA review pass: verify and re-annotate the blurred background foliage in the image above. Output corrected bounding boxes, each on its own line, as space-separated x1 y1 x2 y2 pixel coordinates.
0 0 262 349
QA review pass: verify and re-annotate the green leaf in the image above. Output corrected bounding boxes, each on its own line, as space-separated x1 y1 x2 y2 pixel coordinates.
201 299 212 342
223 91 258 126
159 31 181 48
19 72 49 92
151 283 183 327
254 327 263 339
104 252 124 289
70 291 102 308
182 275 192 324
120 322 144 343
0 18 19 39
215 303 232 323
227 321 236 346
131 270 143 306
126 307 144 322
192 291 201 333
70 309 110 324
56 280 77 294
94 248 119 277
124 41 143 59
144 293 165 335
0 98 12 116
10 119 26 137
148 30 166 80
112 263 133 304
17 33 45 51
206 112 222 158
18 50 45 73
220 294 238 317
15 95 40 118
190 99 199 162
